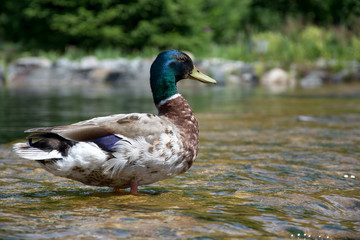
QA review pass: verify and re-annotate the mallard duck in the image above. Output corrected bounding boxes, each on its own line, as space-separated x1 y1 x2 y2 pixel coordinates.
14 50 216 194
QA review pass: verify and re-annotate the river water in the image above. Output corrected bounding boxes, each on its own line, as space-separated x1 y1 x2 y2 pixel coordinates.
0 83 359 239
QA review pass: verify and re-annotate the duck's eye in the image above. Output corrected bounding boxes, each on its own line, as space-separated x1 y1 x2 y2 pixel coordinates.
178 56 187 62
169 61 176 68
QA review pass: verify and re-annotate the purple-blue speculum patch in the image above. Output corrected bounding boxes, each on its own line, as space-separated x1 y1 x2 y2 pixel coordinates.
92 135 122 151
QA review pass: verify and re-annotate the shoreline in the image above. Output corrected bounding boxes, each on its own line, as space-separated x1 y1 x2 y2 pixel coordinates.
1 56 359 90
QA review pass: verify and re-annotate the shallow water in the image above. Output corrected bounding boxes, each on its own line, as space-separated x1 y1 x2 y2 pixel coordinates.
1 83 360 239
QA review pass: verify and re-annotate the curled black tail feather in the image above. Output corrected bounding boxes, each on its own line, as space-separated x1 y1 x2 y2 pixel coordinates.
28 133 77 157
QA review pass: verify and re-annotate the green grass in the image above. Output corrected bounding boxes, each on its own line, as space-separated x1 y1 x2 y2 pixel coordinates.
199 26 360 63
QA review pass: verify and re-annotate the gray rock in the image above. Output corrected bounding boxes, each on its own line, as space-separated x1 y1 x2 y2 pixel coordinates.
16 57 52 68
209 68 227 85
240 64 258 85
7 57 52 85
199 59 227 85
90 68 112 83
300 72 323 88
331 69 350 84
99 58 128 70
104 70 134 85
297 115 318 122
8 55 356 88
261 68 294 93
261 68 288 86
127 57 151 82
56 57 79 69
197 58 257 85
80 56 99 70
316 58 338 69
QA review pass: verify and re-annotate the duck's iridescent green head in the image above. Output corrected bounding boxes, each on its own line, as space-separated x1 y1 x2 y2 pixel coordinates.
150 50 216 105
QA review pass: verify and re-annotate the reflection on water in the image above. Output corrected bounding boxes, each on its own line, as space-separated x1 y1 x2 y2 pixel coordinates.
1 84 360 239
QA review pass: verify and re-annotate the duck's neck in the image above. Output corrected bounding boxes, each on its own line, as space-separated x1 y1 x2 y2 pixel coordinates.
150 68 178 105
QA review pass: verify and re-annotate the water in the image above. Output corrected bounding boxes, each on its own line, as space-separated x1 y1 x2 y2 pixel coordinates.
1 83 360 239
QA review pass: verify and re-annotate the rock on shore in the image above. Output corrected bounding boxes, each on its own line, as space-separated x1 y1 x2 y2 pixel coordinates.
4 56 360 89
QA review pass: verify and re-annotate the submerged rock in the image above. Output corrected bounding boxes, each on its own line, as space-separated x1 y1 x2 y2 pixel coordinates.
297 115 319 122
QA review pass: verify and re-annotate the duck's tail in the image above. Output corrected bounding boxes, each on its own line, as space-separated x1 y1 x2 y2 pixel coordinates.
13 133 75 160
13 142 62 160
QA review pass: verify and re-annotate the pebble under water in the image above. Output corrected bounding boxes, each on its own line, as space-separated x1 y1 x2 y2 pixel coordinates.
1 84 359 239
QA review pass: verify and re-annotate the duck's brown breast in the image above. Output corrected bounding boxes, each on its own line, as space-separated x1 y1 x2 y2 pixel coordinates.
158 95 199 171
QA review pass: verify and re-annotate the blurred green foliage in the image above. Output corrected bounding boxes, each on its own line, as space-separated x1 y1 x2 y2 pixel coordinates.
0 0 210 51
0 0 359 60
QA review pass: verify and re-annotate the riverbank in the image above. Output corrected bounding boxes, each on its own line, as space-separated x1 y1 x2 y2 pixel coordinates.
1 55 359 93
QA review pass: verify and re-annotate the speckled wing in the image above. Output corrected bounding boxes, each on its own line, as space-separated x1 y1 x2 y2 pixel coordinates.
25 113 174 144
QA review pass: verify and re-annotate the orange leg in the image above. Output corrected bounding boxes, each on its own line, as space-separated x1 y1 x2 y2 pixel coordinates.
130 179 138 195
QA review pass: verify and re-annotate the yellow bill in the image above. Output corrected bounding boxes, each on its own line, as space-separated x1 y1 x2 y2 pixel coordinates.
189 66 216 84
